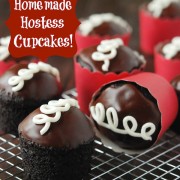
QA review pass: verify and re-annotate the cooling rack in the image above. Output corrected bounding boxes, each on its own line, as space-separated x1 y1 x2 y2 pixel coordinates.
0 89 179 180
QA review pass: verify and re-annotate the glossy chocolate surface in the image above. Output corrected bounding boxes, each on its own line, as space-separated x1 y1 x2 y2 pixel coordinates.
90 81 161 150
19 107 95 148
146 2 180 18
160 2 180 18
0 63 62 100
77 46 145 74
171 75 180 134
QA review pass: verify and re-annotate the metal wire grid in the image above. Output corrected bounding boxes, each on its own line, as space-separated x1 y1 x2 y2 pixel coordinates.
0 89 179 180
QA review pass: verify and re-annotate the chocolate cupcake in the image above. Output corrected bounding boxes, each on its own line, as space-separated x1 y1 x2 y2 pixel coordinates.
139 0 180 54
76 13 132 50
90 80 161 150
18 99 95 180
0 36 35 75
171 75 180 134
0 62 62 135
75 38 146 114
155 36 180 81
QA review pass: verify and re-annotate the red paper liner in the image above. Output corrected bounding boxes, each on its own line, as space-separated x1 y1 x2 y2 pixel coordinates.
122 73 178 141
0 61 15 76
75 31 131 52
154 46 180 81
74 58 146 115
139 6 180 55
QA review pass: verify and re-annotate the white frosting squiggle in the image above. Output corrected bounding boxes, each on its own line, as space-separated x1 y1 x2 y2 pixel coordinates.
92 38 124 71
148 0 179 17
162 36 180 59
8 62 60 92
0 36 10 61
90 103 156 141
79 13 129 36
33 99 79 135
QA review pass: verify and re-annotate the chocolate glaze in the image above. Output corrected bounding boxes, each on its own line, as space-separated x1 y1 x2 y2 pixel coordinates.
171 75 180 134
77 46 145 74
146 2 180 18
90 81 161 150
87 22 128 36
158 42 180 60
19 107 95 148
160 2 180 18
0 63 62 100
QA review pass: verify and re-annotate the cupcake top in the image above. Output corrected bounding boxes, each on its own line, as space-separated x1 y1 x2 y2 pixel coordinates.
19 99 94 148
147 0 180 18
78 13 132 36
171 75 180 96
160 37 180 60
90 81 161 150
77 38 145 74
0 62 62 100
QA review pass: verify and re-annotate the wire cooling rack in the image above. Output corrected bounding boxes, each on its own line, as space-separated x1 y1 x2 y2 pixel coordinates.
0 89 180 180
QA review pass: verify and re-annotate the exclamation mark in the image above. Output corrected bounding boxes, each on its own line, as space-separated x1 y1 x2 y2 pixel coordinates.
70 34 73 48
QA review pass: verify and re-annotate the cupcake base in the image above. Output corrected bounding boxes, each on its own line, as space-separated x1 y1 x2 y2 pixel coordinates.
0 90 60 136
19 135 94 180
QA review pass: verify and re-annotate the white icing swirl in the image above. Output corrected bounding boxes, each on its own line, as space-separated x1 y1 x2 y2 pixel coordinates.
92 38 124 71
90 103 156 141
148 0 179 17
79 13 129 36
0 36 10 61
33 99 79 135
8 62 60 92
162 36 180 59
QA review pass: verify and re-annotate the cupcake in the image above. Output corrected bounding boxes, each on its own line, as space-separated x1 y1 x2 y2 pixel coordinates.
154 36 180 81
0 62 62 135
89 73 178 153
139 0 180 54
18 98 95 180
75 38 146 115
76 13 132 51
0 36 37 75
171 75 180 134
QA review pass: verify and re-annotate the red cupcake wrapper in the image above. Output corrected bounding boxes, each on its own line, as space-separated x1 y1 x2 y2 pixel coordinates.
74 58 145 115
154 46 180 81
139 6 180 55
122 73 178 141
75 31 131 52
0 61 16 76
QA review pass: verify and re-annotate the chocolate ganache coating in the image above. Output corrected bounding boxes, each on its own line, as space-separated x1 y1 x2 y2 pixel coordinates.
90 81 161 150
0 63 62 100
147 1 180 18
160 1 180 18
19 107 95 148
171 75 180 133
77 46 145 74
